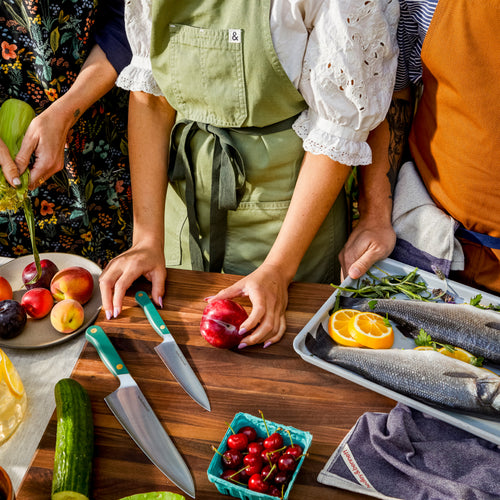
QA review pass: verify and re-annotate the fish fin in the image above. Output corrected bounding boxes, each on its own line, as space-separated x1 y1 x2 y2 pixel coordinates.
305 324 335 359
442 371 478 379
485 321 500 331
338 296 369 310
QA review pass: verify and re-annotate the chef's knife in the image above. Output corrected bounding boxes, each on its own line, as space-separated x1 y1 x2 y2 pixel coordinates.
135 291 211 411
85 325 196 499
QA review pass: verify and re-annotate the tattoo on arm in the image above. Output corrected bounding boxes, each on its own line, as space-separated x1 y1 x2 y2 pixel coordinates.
386 96 413 194
73 108 81 121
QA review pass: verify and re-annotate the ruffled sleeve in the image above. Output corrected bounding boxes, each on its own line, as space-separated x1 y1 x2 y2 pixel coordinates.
116 0 163 95
292 0 400 166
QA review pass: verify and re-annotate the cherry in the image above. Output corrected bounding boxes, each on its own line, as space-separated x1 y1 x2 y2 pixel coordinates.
243 453 263 472
284 443 303 459
221 469 240 483
248 441 264 454
222 449 242 469
227 432 248 451
248 473 269 493
261 463 277 481
268 485 282 497
264 432 283 450
238 425 257 442
261 448 282 465
273 470 290 487
278 454 297 472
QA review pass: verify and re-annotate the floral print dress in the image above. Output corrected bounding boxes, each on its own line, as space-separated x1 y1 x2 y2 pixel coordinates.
0 0 132 268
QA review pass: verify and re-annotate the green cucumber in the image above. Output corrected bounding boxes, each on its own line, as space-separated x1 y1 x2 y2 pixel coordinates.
118 493 185 500
52 378 94 500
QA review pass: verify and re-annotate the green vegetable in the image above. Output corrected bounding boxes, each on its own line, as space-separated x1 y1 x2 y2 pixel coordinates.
117 493 186 500
0 98 41 283
52 378 94 500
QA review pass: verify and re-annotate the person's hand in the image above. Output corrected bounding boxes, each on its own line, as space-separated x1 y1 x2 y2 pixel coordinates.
338 219 396 280
207 263 291 349
0 137 22 187
15 104 72 189
99 242 167 320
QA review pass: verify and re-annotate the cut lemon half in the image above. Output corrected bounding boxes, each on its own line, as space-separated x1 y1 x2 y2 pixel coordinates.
347 312 394 349
0 349 24 398
328 309 363 347
437 346 478 365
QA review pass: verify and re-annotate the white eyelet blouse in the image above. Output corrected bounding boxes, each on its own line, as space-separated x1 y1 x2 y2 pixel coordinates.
117 0 399 166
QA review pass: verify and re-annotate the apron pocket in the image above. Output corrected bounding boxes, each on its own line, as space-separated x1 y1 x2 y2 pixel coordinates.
166 24 248 127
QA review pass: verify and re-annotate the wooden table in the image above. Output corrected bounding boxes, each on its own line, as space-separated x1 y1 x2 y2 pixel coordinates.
17 269 396 499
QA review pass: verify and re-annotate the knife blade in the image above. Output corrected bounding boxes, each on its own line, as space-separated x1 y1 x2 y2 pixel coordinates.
85 325 196 499
135 291 211 411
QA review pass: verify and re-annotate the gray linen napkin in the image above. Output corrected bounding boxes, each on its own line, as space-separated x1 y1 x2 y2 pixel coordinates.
390 161 464 277
317 403 500 500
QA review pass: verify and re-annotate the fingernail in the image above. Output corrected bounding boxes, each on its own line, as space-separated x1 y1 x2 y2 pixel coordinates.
204 296 214 301
13 177 21 186
238 343 248 350
158 296 163 308
238 328 247 336
263 341 272 349
105 309 112 320
113 307 120 318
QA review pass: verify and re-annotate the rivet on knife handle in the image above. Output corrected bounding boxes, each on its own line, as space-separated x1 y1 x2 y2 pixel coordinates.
135 291 170 338
86 325 128 377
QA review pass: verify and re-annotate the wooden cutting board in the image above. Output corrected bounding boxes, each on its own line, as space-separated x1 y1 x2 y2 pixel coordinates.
17 268 395 499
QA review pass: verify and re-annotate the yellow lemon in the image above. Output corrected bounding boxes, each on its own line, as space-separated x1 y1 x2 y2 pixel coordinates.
438 346 478 364
328 309 363 347
347 312 394 349
0 349 24 398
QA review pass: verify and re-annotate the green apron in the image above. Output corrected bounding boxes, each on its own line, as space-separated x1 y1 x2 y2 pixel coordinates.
150 0 347 283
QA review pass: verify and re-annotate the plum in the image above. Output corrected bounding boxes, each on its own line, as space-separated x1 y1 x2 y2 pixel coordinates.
0 300 27 339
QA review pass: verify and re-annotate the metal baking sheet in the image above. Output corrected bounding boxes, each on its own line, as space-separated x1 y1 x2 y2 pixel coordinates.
293 258 500 445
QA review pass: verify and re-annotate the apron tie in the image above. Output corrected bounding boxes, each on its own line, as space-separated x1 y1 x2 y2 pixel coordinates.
169 115 299 272
169 119 246 272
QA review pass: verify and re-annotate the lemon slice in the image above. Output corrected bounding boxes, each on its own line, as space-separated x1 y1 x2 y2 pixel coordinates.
0 349 24 398
437 346 478 364
328 309 363 347
348 311 394 349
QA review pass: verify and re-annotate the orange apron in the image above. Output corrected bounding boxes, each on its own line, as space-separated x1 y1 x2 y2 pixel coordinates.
409 0 500 293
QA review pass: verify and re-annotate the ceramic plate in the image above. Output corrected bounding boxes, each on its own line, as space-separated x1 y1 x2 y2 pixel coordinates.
294 257 500 445
0 252 101 349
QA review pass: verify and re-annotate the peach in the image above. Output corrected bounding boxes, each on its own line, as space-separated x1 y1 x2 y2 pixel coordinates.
0 277 12 301
21 288 54 319
50 299 85 334
50 266 94 305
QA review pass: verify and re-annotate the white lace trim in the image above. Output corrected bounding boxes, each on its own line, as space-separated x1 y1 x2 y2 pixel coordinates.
293 112 372 166
117 62 163 96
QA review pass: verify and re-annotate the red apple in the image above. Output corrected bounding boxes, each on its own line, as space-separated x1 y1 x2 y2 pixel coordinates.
21 288 54 319
0 276 13 300
50 266 94 305
50 299 85 334
200 299 249 348
22 259 59 290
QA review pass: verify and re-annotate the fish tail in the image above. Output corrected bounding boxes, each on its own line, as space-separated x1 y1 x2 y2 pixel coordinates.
305 324 338 360
338 296 370 311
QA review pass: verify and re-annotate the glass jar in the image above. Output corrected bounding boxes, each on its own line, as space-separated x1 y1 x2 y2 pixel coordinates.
0 349 27 446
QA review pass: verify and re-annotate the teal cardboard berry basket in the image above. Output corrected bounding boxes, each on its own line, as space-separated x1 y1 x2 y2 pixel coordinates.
207 412 313 499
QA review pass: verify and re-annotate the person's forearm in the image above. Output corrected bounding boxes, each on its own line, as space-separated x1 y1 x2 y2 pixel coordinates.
128 91 176 248
45 44 118 129
358 88 413 223
263 152 351 282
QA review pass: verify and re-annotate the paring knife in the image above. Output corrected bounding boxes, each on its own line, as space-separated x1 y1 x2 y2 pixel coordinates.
135 291 211 411
85 325 196 499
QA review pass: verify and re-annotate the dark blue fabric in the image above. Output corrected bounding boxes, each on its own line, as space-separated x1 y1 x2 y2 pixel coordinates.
95 0 131 73
456 226 500 250
318 404 500 500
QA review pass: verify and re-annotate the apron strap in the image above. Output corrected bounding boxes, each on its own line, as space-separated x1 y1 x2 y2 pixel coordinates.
456 225 500 250
169 115 298 272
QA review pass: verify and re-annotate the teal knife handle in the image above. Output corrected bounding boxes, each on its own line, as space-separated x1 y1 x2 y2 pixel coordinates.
135 291 171 338
85 325 129 377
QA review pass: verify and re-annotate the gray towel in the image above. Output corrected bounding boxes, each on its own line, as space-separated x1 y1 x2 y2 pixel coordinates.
390 161 464 277
317 404 500 500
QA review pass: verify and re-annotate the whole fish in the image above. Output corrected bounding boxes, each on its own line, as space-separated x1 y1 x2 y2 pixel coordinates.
305 326 500 417
340 296 500 364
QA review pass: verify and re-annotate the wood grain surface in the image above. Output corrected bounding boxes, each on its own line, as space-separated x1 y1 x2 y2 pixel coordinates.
17 268 396 499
